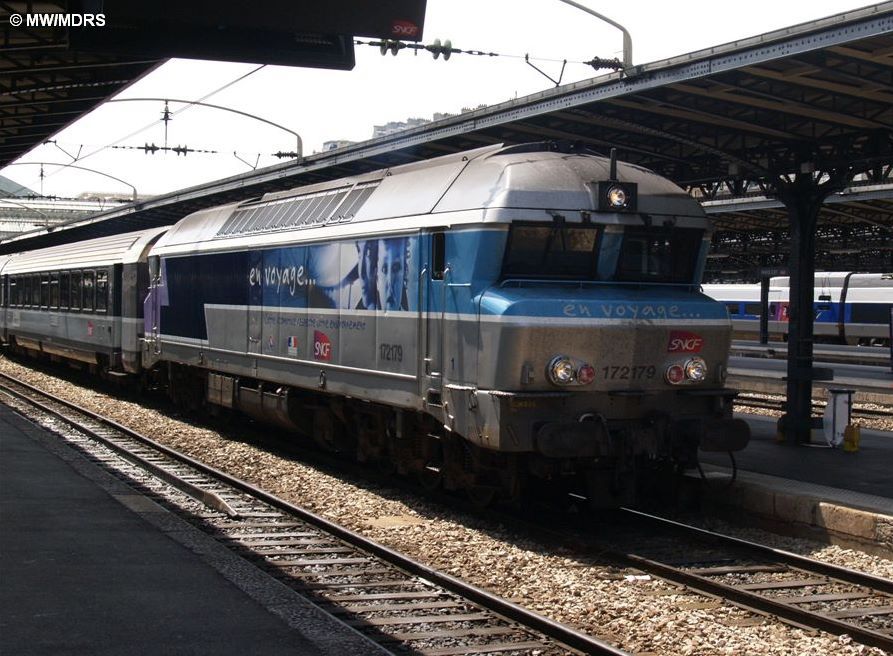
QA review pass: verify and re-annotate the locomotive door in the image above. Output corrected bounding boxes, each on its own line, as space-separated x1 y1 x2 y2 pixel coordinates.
423 231 446 402
247 250 263 354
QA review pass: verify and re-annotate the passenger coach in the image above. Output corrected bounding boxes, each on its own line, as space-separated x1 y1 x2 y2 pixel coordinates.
1 228 166 374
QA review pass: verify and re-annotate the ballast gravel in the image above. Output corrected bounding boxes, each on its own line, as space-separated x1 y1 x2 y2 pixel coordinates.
1 357 890 656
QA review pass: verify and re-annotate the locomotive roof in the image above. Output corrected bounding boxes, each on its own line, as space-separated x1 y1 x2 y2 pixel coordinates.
4 226 169 274
153 144 707 254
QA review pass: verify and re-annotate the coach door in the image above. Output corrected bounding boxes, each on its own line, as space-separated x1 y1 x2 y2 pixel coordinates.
144 256 162 354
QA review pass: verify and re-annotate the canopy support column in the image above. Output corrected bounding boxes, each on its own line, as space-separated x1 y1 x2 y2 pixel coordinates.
774 168 850 444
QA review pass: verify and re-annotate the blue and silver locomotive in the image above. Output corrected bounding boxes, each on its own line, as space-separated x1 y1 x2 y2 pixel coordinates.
1 143 749 505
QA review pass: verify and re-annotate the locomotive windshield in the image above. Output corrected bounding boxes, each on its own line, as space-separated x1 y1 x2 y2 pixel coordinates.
613 226 702 284
502 222 601 279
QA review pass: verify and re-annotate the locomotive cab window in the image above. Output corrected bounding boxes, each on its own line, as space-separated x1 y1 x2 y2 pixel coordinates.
614 226 702 284
431 231 445 280
502 222 602 279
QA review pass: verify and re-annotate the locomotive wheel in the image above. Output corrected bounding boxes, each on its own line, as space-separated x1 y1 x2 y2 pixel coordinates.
465 483 497 509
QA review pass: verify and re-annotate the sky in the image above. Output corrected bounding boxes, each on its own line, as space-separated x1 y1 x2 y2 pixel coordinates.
3 0 879 199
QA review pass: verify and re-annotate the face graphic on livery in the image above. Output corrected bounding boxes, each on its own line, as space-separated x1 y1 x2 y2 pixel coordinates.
378 237 407 311
355 240 379 310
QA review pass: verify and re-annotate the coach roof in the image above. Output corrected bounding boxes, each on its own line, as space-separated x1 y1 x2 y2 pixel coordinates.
4 227 169 274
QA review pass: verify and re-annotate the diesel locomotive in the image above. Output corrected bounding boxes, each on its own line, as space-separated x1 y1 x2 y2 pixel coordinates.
0 142 749 506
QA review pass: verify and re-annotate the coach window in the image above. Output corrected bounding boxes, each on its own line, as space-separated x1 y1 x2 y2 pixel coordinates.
60 272 70 309
71 271 82 311
8 277 15 307
40 274 49 309
83 270 95 312
95 270 108 313
50 273 60 309
31 274 39 307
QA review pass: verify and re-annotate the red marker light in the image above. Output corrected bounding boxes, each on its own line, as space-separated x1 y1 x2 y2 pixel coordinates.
577 363 595 385
665 364 685 385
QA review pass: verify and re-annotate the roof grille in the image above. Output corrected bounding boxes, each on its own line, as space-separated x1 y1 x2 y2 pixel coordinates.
215 181 379 238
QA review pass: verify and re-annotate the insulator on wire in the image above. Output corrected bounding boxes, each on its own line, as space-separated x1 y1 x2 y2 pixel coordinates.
427 38 454 61
584 56 623 71
379 40 402 56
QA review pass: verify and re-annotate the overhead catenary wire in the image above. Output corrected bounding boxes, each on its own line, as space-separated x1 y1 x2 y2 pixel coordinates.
3 65 268 197
353 38 623 71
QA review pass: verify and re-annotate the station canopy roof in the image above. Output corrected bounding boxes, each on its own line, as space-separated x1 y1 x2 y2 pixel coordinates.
1 2 891 275
0 0 428 167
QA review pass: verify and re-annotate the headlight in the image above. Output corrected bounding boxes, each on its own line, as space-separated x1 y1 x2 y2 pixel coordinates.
685 357 707 382
548 356 576 385
606 185 628 208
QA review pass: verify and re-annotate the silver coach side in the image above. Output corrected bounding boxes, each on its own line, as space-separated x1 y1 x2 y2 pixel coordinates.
3 227 168 373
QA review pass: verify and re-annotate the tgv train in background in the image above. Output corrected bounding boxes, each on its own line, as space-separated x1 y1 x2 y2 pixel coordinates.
0 142 749 507
702 273 893 346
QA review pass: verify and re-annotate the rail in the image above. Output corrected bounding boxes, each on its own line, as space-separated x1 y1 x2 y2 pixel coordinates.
612 509 893 652
0 372 628 656
730 340 890 366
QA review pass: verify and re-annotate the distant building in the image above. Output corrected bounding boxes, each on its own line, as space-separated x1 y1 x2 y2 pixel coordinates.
371 106 488 139
372 117 430 139
322 140 356 152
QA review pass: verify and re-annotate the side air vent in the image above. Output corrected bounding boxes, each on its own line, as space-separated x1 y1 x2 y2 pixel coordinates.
215 181 379 238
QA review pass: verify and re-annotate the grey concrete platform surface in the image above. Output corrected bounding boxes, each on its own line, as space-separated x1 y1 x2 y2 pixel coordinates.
700 414 892 550
0 404 386 656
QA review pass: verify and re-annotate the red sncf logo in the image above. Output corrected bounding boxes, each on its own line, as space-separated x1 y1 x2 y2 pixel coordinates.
313 331 332 361
668 330 704 353
391 20 419 37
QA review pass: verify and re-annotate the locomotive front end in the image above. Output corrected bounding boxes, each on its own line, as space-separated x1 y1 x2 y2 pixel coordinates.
436 145 749 505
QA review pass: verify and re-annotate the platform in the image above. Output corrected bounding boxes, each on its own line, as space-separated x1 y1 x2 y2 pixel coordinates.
700 414 893 551
0 404 385 656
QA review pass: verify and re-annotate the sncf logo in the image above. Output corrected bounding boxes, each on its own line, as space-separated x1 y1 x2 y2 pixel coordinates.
391 20 419 37
668 330 704 353
313 331 332 361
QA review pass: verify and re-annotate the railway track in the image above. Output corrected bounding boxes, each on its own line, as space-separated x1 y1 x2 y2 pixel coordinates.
0 373 625 656
734 393 893 420
598 509 893 652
